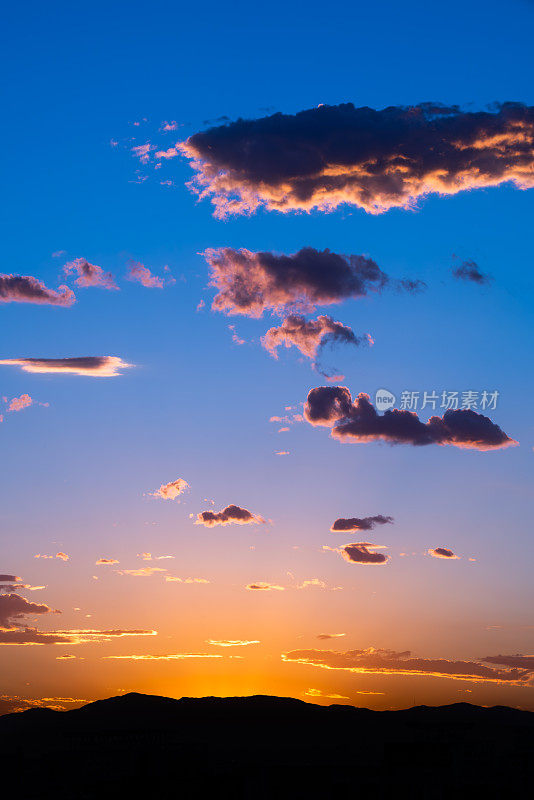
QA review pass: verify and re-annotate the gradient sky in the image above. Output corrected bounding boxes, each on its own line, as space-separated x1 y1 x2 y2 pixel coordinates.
1 0 533 714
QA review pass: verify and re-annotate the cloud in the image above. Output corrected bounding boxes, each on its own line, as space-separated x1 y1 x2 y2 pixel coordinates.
203 247 392 317
34 552 69 561
179 102 534 217
102 653 222 660
0 575 21 583
7 394 33 412
126 261 165 288
316 633 346 640
324 542 390 565
0 274 75 306
0 695 86 714
206 639 260 647
118 567 167 577
304 387 517 450
282 646 534 684
95 558 119 565
330 515 393 532
195 504 265 527
63 258 117 290
0 593 55 628
0 356 132 377
262 314 372 371
303 688 349 700
246 582 284 591
452 259 492 285
483 654 534 669
131 143 152 163
164 576 210 584
275 451 290 456
149 478 189 500
428 547 460 559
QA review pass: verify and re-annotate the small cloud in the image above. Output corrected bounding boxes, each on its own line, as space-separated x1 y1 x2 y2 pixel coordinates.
0 356 132 377
330 515 393 532
275 451 290 456
131 143 153 164
195 504 265 528
324 543 390 566
149 478 189 500
118 567 167 577
303 688 349 700
63 258 117 290
452 259 492 285
103 653 222 661
427 547 460 560
245 582 284 591
7 394 33 413
164 576 210 584
95 558 119 565
0 274 75 306
316 633 346 640
206 639 260 647
126 260 167 289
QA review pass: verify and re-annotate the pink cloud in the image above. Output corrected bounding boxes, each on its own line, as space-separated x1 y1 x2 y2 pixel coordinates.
126 261 165 289
63 258 117 290
0 274 75 306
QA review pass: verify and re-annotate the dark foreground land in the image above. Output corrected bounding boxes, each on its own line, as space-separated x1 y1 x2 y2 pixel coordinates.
1 693 533 798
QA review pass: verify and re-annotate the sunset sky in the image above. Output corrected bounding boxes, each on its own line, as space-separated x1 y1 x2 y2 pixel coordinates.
1 0 533 715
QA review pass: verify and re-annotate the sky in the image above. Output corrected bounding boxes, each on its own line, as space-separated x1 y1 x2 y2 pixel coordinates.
1 0 533 714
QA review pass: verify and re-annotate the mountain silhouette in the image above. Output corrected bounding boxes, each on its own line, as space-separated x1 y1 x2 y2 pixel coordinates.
1 693 532 798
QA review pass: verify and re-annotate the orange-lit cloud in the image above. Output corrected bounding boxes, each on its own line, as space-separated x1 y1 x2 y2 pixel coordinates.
206 639 260 647
305 387 517 450
118 567 167 577
102 653 222 660
126 261 165 288
324 542 390 566
303 688 349 700
316 633 346 640
149 478 189 500
7 394 33 412
195 504 265 527
34 552 69 561
246 582 284 591
202 247 390 317
282 646 534 685
180 103 534 218
0 274 75 306
95 558 119 565
0 695 87 714
0 356 132 377
164 576 210 584
63 258 117 290
262 314 372 373
428 547 460 560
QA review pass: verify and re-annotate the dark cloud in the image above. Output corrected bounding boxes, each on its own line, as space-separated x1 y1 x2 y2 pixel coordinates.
452 260 492 285
483 654 534 670
0 575 21 583
281 647 534 684
195 504 265 527
0 274 75 306
202 247 413 317
0 357 132 377
428 547 460 559
262 314 372 373
304 387 516 450
316 633 346 640
179 102 534 217
335 543 390 565
0 593 54 629
331 515 393 532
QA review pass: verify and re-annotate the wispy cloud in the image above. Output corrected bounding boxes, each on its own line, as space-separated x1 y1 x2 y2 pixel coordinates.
0 356 132 377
